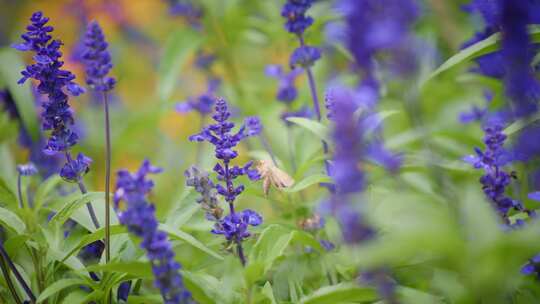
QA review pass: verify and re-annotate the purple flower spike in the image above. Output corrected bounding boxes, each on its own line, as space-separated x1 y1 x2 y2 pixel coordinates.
464 124 527 220
13 11 95 187
114 160 191 304
82 21 116 92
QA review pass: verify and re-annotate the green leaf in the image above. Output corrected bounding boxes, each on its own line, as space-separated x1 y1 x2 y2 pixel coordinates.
159 224 224 260
504 111 540 136
0 207 25 234
0 48 40 142
62 225 127 261
158 29 204 100
423 27 540 87
182 271 220 304
126 294 163 304
285 117 329 142
0 177 17 208
261 281 278 304
50 192 104 227
36 278 86 303
284 174 331 193
299 283 377 304
34 175 63 211
87 261 152 278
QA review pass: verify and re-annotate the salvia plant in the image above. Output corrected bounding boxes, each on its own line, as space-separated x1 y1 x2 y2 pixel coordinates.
2 1 540 304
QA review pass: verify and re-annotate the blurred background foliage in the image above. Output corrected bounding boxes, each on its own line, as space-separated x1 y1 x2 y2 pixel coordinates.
1 0 540 303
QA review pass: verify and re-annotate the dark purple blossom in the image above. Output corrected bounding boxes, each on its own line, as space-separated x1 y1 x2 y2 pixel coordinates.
529 192 540 201
290 46 321 69
522 254 540 279
59 153 91 183
82 21 116 92
281 0 315 35
114 160 191 304
265 65 303 103
117 281 132 302
16 163 38 176
211 209 262 241
512 125 540 162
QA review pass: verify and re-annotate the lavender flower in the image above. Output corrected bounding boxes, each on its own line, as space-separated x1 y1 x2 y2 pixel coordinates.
189 98 261 204
290 46 321 69
114 160 191 304
464 124 526 220
82 21 116 92
59 153 92 183
13 11 91 183
459 92 491 124
281 0 314 35
189 98 262 265
265 65 303 103
212 209 262 241
16 163 38 176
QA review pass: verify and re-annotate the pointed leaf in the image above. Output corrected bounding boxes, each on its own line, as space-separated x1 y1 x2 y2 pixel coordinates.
299 283 377 304
36 278 86 303
0 206 25 234
160 224 224 260
285 117 330 142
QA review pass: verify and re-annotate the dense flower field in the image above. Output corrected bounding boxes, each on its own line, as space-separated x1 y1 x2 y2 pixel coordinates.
1 0 540 303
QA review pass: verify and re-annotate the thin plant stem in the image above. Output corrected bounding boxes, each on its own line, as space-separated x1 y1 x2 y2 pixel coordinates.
64 151 100 229
76 180 100 229
286 126 297 172
102 90 111 264
0 245 35 303
16 174 23 209
0 253 22 304
297 36 332 177
260 132 278 166
224 162 247 267
195 115 206 166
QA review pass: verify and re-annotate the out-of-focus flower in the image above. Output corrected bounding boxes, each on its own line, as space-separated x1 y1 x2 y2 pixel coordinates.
329 87 374 243
522 254 540 279
114 160 192 304
500 0 540 117
290 46 321 69
338 0 419 74
281 0 315 35
265 65 303 103
82 21 116 92
176 81 220 116
16 163 38 176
